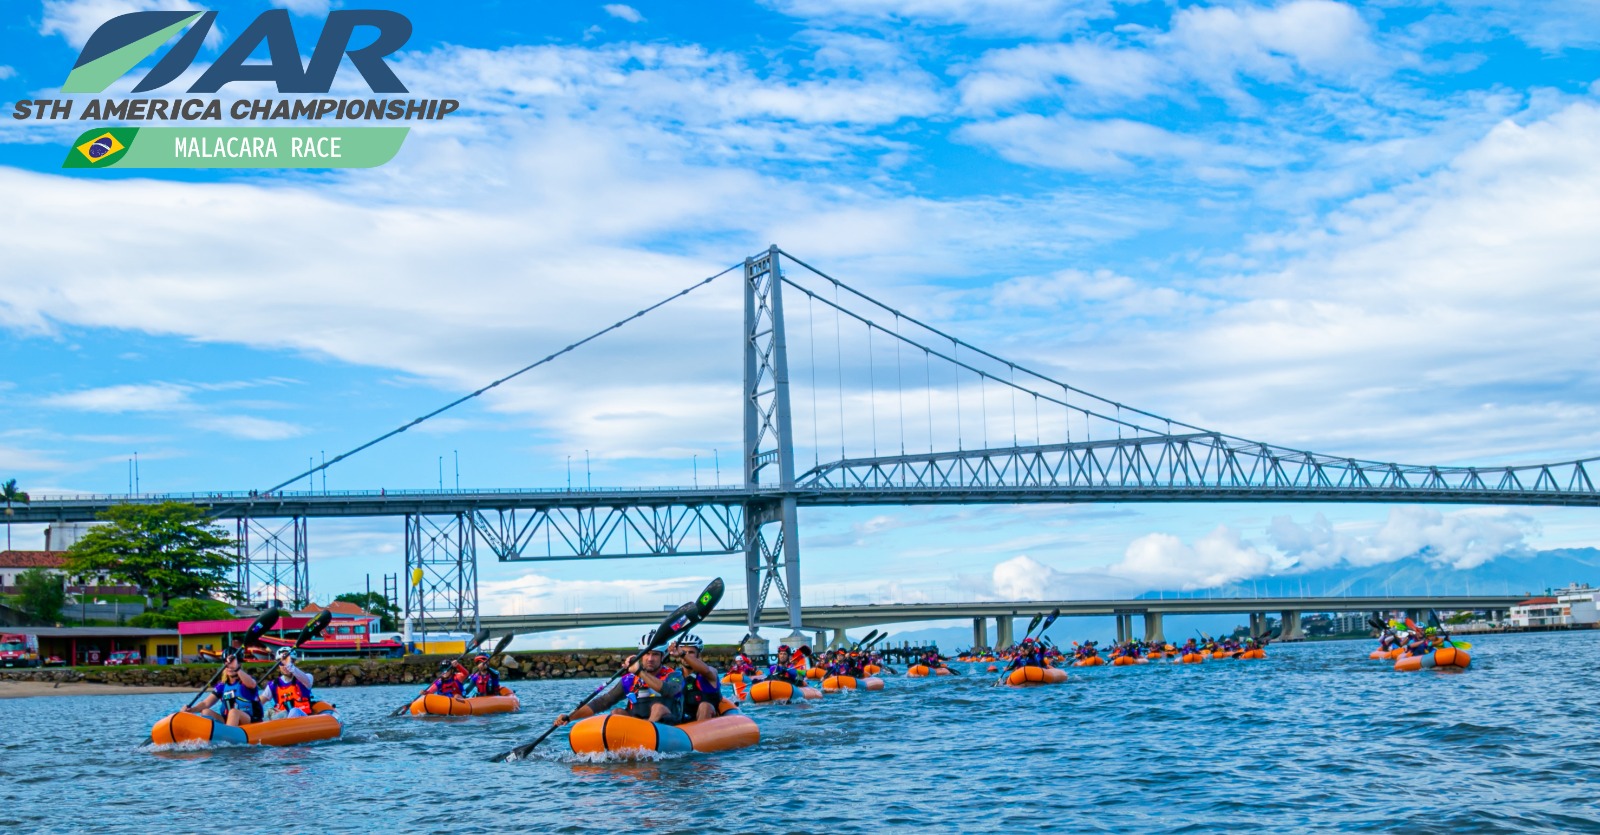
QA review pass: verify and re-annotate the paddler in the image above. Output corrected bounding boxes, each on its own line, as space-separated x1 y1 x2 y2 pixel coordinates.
425 660 468 697
260 647 316 720
553 633 684 727
463 654 501 698
184 652 260 726
764 644 801 684
669 634 724 721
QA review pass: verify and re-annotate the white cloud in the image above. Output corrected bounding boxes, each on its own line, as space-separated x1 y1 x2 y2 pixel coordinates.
603 4 644 23
958 113 1279 174
957 40 1166 112
764 0 1113 36
1270 508 1537 571
187 415 306 441
1110 526 1276 590
0 66 16 81
42 382 193 413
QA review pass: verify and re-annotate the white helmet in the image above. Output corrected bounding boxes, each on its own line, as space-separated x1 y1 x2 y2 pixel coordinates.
639 632 658 650
675 634 703 649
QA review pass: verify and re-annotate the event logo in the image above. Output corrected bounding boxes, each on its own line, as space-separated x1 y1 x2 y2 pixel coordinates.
63 9 411 94
17 8 458 170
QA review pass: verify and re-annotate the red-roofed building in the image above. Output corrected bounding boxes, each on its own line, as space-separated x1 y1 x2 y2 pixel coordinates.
0 550 133 596
1509 597 1563 628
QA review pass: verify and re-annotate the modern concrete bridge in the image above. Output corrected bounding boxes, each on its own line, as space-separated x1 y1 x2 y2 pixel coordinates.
433 593 1522 648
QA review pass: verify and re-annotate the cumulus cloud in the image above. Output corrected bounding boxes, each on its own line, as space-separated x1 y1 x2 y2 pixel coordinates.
1270 507 1537 571
1110 527 1277 590
603 4 644 23
479 571 711 615
763 0 1113 36
37 380 306 441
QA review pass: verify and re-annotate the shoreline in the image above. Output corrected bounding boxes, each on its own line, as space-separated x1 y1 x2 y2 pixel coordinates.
0 680 196 699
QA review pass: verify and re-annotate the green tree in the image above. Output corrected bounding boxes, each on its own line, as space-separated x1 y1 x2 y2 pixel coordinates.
334 591 400 631
2 479 30 550
14 567 64 622
64 502 237 609
129 597 236 629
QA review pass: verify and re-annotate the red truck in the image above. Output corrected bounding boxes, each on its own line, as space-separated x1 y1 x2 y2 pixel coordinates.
0 633 42 668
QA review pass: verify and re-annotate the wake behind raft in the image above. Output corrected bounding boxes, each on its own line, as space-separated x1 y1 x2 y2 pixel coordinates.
566 699 759 756
151 702 342 747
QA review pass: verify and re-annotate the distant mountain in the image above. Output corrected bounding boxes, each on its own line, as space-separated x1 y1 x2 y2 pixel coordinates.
1137 547 1600 601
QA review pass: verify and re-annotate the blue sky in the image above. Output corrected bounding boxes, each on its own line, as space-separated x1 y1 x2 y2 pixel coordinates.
2 0 1599 647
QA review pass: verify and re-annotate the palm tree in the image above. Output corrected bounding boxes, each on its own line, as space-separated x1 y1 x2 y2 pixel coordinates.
2 479 30 551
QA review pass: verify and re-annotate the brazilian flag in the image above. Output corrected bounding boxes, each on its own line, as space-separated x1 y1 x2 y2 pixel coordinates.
63 127 139 168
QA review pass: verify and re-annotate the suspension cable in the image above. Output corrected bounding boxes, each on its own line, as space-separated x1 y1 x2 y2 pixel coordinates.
254 264 738 498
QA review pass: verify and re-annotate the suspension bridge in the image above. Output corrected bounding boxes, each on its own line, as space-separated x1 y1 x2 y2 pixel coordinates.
15 247 1600 649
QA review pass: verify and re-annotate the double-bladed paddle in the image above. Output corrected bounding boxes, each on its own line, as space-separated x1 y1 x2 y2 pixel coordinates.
460 633 517 697
388 627 492 716
1035 608 1061 640
1429 610 1472 650
492 577 725 763
851 629 880 651
185 608 280 709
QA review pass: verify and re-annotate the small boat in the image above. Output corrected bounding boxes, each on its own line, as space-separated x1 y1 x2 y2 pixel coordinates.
820 675 885 692
805 667 827 680
567 701 758 756
746 680 823 703
1237 649 1267 660
1001 666 1067 687
907 664 953 677
1111 656 1147 666
1394 647 1471 672
1073 656 1106 667
1178 653 1204 664
408 686 521 716
151 702 342 747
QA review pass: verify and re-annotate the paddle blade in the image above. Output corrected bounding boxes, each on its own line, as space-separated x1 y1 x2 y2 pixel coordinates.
299 610 333 644
649 600 705 650
489 633 515 657
1039 608 1061 636
693 578 724 619
1024 613 1043 638
239 608 282 648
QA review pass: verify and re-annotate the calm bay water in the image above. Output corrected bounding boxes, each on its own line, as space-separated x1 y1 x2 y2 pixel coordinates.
3 630 1598 834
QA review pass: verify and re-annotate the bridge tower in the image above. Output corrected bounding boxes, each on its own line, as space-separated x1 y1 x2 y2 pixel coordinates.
743 246 804 649
235 516 309 609
403 513 480 643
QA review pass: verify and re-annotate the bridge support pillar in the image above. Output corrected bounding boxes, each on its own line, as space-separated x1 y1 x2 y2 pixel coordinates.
405 513 480 641
743 248 803 637
973 617 988 650
1248 613 1261 639
743 634 770 659
995 617 1013 649
827 628 848 649
1143 612 1165 644
1278 610 1303 641
236 515 309 609
813 630 826 651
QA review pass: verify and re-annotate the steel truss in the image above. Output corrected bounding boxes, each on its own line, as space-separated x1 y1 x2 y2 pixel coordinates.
405 513 478 634
472 504 745 561
236 516 308 608
796 434 1600 503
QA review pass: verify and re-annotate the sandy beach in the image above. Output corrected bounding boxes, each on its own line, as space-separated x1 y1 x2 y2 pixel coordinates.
0 680 195 699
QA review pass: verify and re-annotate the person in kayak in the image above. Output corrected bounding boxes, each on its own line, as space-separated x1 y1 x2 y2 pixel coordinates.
554 633 685 727
669 634 724 722
425 660 468 697
185 653 260 726
463 654 501 698
728 653 758 677
260 647 316 720
1403 628 1438 657
1010 638 1045 669
764 645 801 684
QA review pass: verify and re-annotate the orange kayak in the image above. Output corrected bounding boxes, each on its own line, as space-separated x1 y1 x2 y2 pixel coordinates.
568 701 758 756
1395 647 1471 672
1002 666 1067 686
409 686 520 716
151 701 341 747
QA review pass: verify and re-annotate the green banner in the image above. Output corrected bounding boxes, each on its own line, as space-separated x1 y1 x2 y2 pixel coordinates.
62 127 408 169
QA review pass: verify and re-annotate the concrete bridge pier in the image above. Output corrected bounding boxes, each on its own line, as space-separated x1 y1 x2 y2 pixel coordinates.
1248 613 1262 639
1278 610 1303 641
813 630 826 650
827 628 849 649
1114 614 1131 643
972 617 988 650
743 634 770 658
1143 612 1165 644
995 617 1014 649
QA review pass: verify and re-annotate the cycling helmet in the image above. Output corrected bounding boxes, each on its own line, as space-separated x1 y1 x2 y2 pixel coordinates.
675 634 704 649
639 632 658 650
